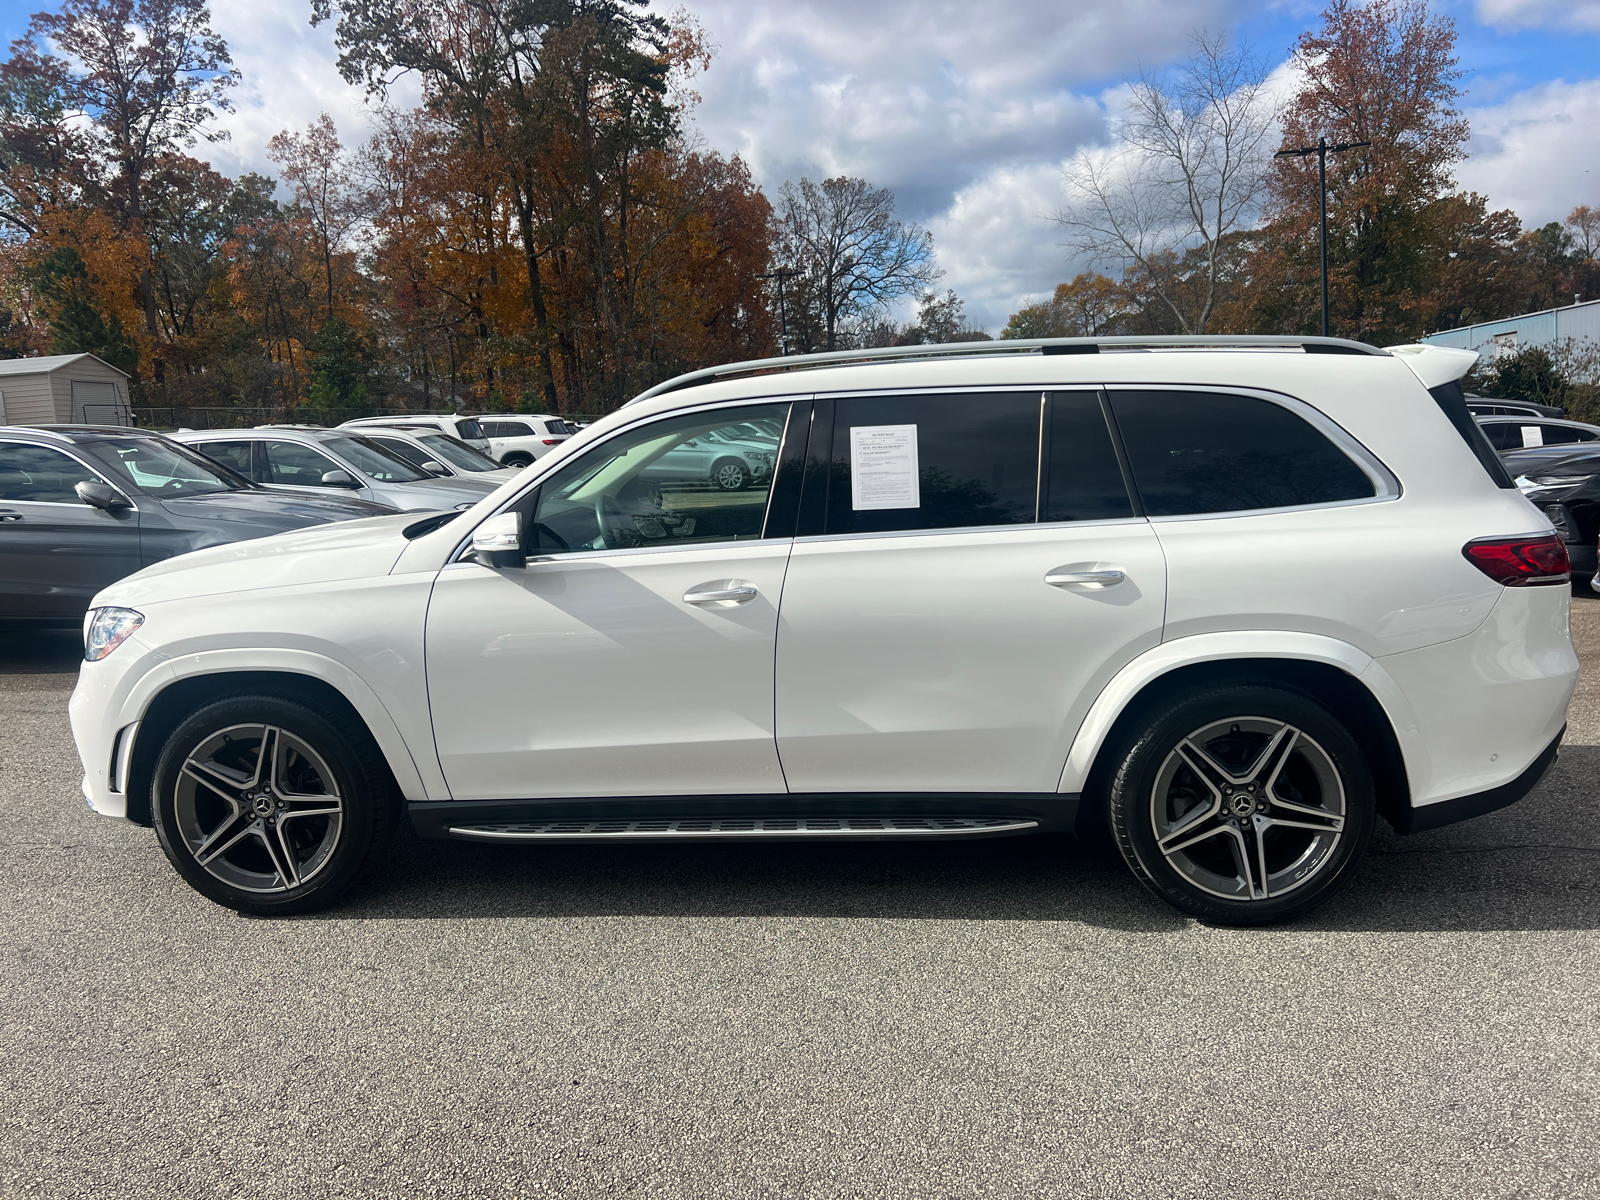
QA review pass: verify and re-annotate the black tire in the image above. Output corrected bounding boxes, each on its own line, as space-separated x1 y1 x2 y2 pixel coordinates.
503 453 534 469
710 457 750 490
1105 682 1375 926
151 694 399 915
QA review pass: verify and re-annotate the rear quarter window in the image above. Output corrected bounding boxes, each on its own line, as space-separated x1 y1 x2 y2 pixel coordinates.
1109 390 1377 516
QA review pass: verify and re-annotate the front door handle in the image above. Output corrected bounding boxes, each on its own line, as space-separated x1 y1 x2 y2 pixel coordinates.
1045 568 1125 588
684 583 758 605
0 510 21 522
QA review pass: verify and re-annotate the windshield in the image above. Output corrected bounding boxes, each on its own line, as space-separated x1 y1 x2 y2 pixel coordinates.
92 437 247 496
418 433 500 472
322 435 431 482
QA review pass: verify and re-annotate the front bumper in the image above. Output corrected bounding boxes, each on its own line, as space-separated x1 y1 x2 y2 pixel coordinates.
68 634 172 821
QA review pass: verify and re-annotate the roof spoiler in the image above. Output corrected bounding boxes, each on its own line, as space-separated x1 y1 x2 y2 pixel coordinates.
1387 343 1480 390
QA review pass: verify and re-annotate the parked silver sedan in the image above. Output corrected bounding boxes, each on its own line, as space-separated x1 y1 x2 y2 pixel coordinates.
174 427 498 512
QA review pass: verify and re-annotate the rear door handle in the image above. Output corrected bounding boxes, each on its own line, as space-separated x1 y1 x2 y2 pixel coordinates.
684 584 758 605
0 510 21 522
1045 568 1125 588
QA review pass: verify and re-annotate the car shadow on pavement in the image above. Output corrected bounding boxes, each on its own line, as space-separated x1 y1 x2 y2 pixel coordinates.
322 743 1600 934
0 628 82 674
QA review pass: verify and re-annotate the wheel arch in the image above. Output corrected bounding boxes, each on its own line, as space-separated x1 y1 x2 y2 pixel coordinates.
1066 641 1412 834
121 662 433 826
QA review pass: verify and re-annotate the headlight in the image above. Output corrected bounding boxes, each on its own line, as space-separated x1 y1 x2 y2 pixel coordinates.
83 607 144 662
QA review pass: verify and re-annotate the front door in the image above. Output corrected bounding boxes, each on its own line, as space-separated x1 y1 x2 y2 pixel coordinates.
775 391 1168 795
0 441 141 621
426 402 798 801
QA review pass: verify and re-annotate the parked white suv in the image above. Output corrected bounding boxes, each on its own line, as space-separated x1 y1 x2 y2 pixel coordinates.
474 415 575 468
69 337 1577 925
339 415 491 455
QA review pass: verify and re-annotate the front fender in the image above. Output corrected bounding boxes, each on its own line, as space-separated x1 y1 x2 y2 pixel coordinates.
1057 631 1423 798
120 647 441 804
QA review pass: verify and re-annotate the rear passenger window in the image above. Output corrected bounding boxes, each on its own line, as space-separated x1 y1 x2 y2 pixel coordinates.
0 443 98 502
824 394 1040 535
1110 391 1376 516
1042 392 1134 522
201 440 255 479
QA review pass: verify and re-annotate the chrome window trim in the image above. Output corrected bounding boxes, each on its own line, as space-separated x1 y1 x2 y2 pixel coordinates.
794 515 1151 547
448 395 804 565
0 437 140 511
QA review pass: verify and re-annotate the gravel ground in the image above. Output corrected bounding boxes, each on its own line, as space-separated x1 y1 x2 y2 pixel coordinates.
2 607 1599 1200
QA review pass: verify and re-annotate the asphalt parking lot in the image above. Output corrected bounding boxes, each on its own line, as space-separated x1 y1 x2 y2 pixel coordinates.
3 608 1599 1200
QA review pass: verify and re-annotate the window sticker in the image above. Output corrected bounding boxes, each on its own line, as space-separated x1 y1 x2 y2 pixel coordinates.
1522 426 1543 447
850 424 920 510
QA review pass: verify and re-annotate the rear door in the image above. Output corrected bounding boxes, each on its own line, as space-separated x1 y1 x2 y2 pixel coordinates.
773 391 1168 795
0 441 141 620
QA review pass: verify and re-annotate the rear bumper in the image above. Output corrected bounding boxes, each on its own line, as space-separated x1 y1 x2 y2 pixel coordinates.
1391 726 1562 833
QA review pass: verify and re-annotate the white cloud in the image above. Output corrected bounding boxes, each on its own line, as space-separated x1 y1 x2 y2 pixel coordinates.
1474 0 1600 33
1458 78 1600 225
203 0 420 187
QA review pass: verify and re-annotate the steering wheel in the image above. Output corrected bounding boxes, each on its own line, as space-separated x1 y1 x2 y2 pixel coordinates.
594 493 624 548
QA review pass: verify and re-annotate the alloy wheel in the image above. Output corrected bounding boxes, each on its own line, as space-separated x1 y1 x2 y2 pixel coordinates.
172 724 345 894
714 463 747 490
1149 717 1345 901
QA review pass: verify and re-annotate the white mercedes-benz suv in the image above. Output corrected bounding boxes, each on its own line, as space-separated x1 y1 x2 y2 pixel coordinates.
68 337 1578 925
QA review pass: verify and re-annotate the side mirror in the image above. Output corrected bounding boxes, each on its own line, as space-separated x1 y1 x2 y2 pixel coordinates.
471 511 525 569
420 460 449 476
320 470 360 488
76 480 131 511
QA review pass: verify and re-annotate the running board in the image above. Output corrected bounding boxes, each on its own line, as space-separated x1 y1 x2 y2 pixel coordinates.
447 815 1039 843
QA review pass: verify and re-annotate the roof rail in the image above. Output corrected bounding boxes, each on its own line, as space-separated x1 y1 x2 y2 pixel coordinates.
2 425 74 441
626 335 1388 405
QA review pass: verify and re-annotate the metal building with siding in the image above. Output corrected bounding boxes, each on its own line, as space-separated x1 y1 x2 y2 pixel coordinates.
0 354 132 427
1421 298 1600 372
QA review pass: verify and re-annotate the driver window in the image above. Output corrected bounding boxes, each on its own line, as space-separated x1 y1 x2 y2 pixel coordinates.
528 403 789 555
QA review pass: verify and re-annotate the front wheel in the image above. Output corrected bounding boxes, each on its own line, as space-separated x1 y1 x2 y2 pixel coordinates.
151 694 398 915
711 458 750 490
1106 684 1375 926
503 453 534 469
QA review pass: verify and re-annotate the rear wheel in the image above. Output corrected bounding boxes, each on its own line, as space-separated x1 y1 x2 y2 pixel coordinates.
151 694 398 915
503 453 535 469
1106 683 1375 925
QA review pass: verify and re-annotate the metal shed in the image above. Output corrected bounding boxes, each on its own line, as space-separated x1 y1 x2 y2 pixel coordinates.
0 353 133 427
1421 298 1600 375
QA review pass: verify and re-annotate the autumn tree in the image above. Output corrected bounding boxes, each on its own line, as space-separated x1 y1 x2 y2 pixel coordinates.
8 0 237 380
1056 33 1276 333
1255 0 1466 341
776 176 938 352
269 115 365 323
1002 273 1132 338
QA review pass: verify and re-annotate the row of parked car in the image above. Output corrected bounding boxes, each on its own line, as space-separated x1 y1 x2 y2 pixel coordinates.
0 407 797 625
1461 397 1600 577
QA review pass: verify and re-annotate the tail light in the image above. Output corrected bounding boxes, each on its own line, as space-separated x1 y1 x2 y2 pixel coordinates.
1462 534 1571 586
542 438 561 444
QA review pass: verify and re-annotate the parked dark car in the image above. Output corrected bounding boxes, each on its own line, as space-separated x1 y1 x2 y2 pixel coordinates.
1464 396 1564 419
0 425 394 625
1476 415 1600 452
1503 443 1600 577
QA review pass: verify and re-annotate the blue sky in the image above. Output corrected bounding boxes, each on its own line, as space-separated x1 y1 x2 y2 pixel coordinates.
3 0 1596 329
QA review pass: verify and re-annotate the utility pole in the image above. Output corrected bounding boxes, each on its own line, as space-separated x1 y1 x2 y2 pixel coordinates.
759 267 798 355
1274 136 1370 337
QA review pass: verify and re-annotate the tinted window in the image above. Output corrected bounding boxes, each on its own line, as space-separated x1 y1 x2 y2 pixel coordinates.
498 421 534 437
367 435 433 468
263 440 343 487
1539 425 1591 445
201 440 255 478
824 393 1040 535
418 434 499 472
453 419 483 440
1111 391 1375 516
0 443 98 503
322 435 430 482
1042 392 1134 522
1479 423 1518 451
528 404 787 554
